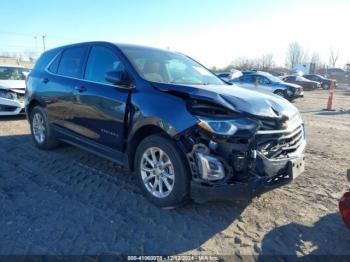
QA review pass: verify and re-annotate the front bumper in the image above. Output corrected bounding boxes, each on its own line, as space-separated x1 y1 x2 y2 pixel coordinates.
0 97 25 116
191 156 304 203
293 89 304 98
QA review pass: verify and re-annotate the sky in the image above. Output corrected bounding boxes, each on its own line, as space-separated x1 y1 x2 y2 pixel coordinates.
1 0 350 68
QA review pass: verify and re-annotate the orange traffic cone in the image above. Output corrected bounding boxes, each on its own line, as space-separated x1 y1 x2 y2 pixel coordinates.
323 80 336 111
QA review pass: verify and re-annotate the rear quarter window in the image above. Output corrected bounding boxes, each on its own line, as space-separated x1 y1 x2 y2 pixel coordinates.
32 49 60 72
48 53 62 73
57 47 88 78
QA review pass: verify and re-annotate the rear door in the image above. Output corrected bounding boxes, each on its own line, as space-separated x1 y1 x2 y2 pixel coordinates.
45 46 89 131
71 45 131 151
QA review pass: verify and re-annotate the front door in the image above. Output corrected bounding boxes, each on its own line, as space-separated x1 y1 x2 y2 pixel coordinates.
71 46 131 151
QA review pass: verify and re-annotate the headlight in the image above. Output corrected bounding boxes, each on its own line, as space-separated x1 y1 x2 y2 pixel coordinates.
0 89 17 100
197 118 238 136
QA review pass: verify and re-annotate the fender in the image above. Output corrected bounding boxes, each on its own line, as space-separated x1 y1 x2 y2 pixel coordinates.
127 88 198 140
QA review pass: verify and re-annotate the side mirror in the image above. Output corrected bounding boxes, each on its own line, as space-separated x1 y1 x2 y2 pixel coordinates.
105 70 131 87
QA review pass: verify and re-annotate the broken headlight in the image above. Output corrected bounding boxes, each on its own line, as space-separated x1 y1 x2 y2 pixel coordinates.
0 89 17 100
197 118 238 136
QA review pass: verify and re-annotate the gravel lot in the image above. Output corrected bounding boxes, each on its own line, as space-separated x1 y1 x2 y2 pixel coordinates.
0 85 350 258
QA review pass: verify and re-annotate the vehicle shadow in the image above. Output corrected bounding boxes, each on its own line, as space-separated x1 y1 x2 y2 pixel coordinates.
0 133 249 255
0 115 27 121
316 110 350 116
258 213 350 259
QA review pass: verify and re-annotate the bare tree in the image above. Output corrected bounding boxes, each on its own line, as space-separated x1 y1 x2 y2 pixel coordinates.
302 50 310 63
329 47 340 67
259 54 275 70
311 52 320 65
285 42 304 69
230 57 256 70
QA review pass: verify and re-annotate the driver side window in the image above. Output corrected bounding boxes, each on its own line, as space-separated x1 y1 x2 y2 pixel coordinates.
85 46 125 84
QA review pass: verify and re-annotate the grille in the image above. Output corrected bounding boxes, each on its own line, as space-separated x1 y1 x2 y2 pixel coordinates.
256 124 304 159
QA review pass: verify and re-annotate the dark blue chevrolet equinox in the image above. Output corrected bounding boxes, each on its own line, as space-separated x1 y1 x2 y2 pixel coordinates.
25 41 306 208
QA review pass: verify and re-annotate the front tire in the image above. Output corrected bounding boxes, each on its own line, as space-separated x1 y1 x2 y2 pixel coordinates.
274 90 286 98
29 106 59 149
134 134 190 208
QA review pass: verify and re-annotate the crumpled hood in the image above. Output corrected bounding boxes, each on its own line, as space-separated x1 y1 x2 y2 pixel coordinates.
0 80 26 94
153 82 299 119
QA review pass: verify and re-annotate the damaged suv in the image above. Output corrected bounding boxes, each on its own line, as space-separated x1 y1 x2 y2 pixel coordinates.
25 42 306 207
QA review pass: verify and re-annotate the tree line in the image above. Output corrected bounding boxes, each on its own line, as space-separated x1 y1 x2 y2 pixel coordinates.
213 41 343 73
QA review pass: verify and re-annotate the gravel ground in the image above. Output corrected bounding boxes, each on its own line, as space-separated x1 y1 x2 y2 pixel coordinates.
0 85 350 258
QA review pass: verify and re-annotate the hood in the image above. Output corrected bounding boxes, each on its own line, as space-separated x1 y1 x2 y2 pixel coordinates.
279 82 302 89
0 80 26 94
152 83 299 120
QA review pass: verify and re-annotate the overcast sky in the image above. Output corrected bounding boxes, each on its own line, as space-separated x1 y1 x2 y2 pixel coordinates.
1 0 349 68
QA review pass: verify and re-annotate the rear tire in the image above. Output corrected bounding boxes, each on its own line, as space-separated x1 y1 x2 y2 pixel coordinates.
134 134 190 208
29 106 59 150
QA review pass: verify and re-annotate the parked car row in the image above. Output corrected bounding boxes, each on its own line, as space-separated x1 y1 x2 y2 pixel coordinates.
215 69 336 102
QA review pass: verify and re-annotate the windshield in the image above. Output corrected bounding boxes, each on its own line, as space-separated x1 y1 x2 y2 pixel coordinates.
263 73 284 83
120 46 225 85
0 66 29 80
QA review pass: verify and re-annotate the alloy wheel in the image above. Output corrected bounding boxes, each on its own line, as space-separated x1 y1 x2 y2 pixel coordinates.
32 113 46 144
140 147 175 198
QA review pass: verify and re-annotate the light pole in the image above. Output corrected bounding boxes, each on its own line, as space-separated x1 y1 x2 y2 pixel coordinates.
42 35 46 52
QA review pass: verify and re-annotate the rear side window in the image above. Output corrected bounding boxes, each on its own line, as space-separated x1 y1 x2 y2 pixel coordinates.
57 47 88 78
84 46 125 84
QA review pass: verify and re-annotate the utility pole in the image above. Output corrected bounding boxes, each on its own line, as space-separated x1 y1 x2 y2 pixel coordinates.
42 35 46 52
34 36 38 54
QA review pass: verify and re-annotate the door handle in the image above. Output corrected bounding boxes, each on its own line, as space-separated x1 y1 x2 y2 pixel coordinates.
43 78 49 84
74 86 87 93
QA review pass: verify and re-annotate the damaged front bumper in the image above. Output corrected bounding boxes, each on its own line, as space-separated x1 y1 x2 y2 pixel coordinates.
191 154 305 203
0 97 25 116
182 115 306 204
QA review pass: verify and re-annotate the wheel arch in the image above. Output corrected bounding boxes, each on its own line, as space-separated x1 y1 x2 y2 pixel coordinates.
26 99 44 117
127 124 172 171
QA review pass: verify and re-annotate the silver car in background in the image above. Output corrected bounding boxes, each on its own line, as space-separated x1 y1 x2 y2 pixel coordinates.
0 65 29 116
229 71 303 101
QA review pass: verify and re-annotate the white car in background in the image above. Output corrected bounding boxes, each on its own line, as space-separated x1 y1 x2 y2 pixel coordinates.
0 65 30 116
